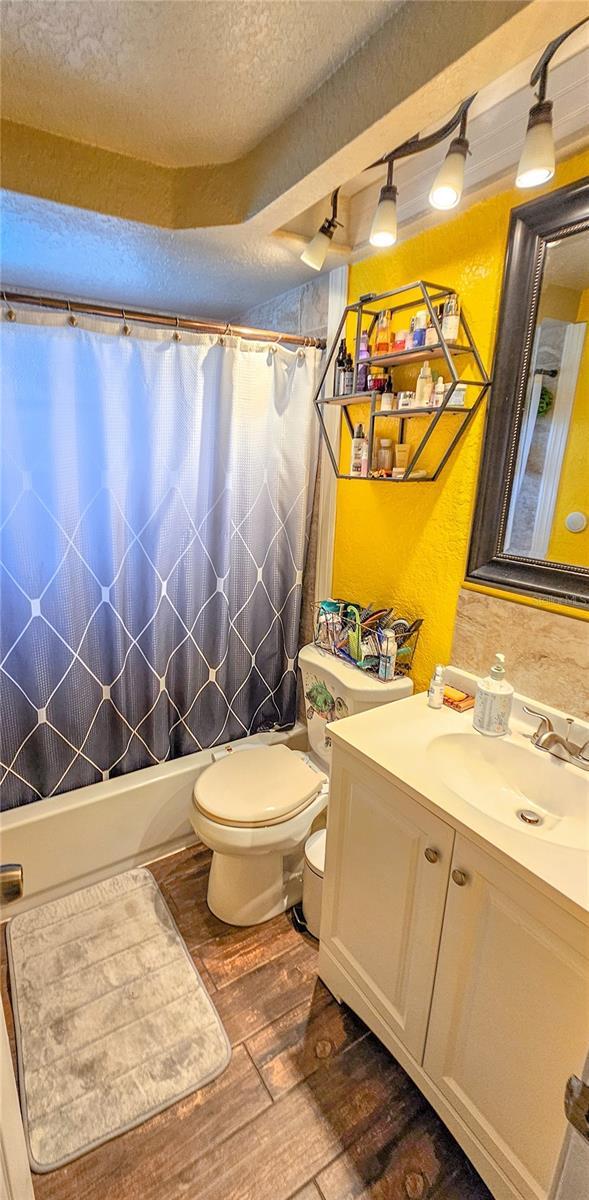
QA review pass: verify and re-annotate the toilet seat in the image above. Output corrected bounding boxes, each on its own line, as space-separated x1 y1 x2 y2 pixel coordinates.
194 744 327 829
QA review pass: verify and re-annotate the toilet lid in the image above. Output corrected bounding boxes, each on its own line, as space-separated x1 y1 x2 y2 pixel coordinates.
194 744 327 828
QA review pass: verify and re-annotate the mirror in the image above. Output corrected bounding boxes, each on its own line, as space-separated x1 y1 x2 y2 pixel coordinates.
468 177 589 608
504 230 589 567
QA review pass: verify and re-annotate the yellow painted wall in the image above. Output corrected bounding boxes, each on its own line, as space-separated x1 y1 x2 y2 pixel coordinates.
332 149 589 693
548 287 589 567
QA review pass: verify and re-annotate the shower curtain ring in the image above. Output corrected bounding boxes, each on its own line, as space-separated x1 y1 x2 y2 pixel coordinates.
67 301 78 328
2 292 16 322
122 309 131 336
173 316 182 342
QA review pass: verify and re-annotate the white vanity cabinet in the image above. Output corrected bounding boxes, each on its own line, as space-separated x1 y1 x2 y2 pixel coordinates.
320 747 455 1062
319 743 589 1200
424 834 589 1200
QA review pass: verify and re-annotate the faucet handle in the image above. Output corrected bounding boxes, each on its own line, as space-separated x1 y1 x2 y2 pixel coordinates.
576 737 589 763
523 706 554 744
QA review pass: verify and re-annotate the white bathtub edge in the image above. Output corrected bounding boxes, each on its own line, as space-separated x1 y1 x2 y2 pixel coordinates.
0 724 307 918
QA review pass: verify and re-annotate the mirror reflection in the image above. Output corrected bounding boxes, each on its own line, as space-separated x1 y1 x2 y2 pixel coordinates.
505 228 589 567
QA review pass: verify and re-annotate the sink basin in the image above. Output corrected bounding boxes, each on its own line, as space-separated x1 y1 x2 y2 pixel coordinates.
427 732 588 849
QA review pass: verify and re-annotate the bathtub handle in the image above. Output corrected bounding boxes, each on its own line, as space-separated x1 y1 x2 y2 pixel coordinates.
0 864 23 902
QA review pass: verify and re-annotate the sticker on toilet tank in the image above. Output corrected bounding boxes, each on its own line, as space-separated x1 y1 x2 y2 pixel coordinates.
305 676 348 748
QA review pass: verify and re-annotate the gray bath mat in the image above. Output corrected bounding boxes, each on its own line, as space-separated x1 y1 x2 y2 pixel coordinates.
7 867 231 1172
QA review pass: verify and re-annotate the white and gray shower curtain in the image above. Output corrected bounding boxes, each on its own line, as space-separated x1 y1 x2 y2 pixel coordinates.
0 310 320 809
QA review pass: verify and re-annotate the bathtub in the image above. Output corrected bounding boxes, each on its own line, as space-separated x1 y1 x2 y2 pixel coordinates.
0 723 306 919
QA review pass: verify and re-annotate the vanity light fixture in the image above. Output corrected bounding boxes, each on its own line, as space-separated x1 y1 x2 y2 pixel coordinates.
516 17 588 189
300 19 588 270
369 161 398 247
365 96 476 252
516 71 555 189
429 111 470 210
300 190 341 271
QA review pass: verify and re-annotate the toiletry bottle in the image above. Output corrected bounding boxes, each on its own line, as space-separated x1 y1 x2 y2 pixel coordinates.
357 331 371 392
473 653 514 737
394 442 410 470
360 437 370 478
415 361 433 406
375 311 390 355
377 438 393 472
442 294 460 342
343 353 355 396
334 338 347 396
427 664 445 708
381 374 394 411
350 423 365 476
433 376 446 407
379 631 397 681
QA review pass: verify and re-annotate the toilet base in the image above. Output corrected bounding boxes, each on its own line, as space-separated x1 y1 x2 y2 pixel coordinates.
207 849 303 926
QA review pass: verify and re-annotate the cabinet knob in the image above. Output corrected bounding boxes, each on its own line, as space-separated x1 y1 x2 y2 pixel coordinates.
424 847 439 864
452 869 468 887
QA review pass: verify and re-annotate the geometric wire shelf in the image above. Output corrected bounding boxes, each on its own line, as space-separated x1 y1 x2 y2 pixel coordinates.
313 279 492 482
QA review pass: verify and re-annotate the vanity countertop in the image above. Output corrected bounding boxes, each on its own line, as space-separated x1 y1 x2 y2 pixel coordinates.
330 686 589 922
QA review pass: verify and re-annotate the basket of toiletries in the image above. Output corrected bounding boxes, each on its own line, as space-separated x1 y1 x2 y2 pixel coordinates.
314 599 422 680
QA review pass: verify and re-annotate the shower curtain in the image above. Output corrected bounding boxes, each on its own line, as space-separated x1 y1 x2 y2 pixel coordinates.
0 309 321 810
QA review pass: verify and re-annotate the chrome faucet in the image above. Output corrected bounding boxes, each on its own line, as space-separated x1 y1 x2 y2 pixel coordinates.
523 706 589 771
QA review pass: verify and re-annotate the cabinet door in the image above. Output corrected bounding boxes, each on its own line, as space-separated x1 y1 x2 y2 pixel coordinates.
424 835 589 1200
320 748 454 1063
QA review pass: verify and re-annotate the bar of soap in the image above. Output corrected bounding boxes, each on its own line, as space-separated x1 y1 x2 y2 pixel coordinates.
443 686 475 712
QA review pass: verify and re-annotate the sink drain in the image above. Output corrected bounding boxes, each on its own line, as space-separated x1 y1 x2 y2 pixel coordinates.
517 808 544 827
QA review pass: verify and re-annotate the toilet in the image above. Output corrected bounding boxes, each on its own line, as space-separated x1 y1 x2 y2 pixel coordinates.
191 642 413 925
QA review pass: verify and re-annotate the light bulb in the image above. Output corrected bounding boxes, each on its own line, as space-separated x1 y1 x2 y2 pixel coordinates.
429 136 468 210
516 101 555 189
369 184 397 248
300 220 335 271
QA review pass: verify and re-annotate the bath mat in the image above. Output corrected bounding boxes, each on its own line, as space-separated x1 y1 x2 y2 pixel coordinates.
7 867 231 1172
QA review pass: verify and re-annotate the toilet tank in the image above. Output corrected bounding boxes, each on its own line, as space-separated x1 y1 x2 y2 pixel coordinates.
298 642 413 770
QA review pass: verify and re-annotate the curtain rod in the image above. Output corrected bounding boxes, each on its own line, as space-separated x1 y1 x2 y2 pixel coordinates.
1 290 327 350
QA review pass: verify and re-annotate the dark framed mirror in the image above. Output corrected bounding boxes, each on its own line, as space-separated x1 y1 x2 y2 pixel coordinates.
468 176 589 609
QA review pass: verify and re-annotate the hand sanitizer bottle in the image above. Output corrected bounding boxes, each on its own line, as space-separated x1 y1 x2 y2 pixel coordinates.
427 664 445 708
473 653 514 736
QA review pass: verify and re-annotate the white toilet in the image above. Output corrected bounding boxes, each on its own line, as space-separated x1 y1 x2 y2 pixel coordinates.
191 642 413 925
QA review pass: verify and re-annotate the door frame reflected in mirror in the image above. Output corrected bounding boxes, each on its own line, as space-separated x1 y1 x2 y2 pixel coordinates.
467 176 589 609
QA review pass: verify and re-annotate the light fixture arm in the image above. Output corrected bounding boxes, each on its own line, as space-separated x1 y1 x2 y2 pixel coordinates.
330 188 340 223
367 94 476 172
530 16 589 98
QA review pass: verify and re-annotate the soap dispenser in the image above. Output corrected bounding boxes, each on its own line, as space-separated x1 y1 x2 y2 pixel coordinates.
473 653 514 737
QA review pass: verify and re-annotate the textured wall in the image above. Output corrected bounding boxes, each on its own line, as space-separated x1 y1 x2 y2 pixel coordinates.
332 148 589 694
452 589 589 719
239 274 330 343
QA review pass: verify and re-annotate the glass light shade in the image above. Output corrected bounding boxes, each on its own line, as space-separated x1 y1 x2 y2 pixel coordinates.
300 227 333 271
516 107 555 189
429 144 466 210
369 187 397 248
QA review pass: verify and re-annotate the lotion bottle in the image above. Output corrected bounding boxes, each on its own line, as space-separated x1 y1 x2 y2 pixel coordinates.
427 664 445 708
415 361 433 407
350 424 365 476
473 653 514 736
379 631 397 681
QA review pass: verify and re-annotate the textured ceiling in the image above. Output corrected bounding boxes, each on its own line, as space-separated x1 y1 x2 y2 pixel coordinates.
0 189 321 321
0 0 396 166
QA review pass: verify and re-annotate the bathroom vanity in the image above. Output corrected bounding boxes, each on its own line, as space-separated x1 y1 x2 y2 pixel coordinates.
319 673 589 1200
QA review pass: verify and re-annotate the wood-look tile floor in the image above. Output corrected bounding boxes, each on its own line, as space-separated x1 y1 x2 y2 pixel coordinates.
1 845 493 1200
